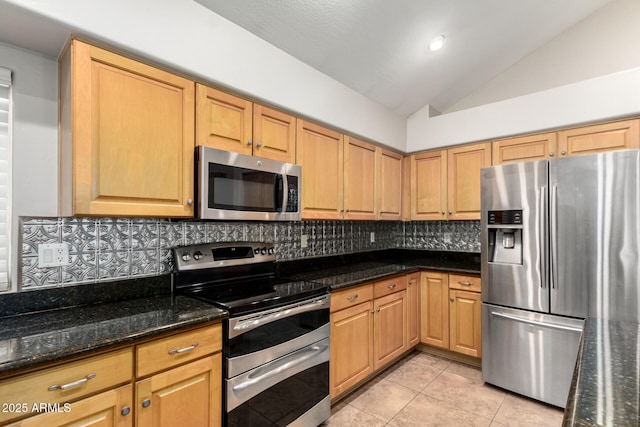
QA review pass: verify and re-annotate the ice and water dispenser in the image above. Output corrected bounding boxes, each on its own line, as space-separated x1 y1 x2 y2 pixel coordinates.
486 210 523 265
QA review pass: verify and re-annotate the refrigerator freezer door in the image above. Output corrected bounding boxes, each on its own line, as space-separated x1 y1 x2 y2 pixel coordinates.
550 150 640 320
481 303 583 408
481 160 549 312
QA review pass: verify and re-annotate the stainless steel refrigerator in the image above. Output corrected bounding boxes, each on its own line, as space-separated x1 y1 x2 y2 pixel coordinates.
481 149 640 408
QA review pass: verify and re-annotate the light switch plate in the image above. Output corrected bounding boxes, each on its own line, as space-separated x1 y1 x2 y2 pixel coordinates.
301 234 308 248
370 232 375 243
444 232 452 244
38 243 69 267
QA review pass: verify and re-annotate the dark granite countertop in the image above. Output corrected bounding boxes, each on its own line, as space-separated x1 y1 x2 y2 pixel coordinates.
0 282 227 376
563 318 640 426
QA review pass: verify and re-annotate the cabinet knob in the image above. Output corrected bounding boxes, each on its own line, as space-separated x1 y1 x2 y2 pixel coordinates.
441 211 445 215
256 141 263 148
448 211 452 215
187 198 193 206
376 308 381 312
549 152 555 157
121 407 131 416
141 399 151 408
561 151 567 156
450 297 455 302
247 139 253 146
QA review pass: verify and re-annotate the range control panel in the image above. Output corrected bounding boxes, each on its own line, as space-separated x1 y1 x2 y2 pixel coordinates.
174 242 276 271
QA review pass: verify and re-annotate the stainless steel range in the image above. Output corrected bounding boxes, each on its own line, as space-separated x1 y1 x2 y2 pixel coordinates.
173 242 330 427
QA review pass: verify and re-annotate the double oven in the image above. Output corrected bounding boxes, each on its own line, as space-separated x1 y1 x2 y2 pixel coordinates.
173 243 330 426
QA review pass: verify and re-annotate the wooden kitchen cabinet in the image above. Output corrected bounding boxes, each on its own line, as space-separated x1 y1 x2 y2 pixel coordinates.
406 272 420 348
6 385 133 427
492 133 558 165
297 120 344 219
420 271 449 349
59 39 195 217
196 85 296 163
557 119 640 157
449 289 482 358
135 324 222 427
136 355 222 427
420 271 482 359
378 149 403 220
374 290 407 370
344 136 378 220
410 142 490 221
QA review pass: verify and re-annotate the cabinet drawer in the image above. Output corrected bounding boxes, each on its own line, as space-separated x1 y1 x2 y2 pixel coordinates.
331 284 373 313
0 348 133 424
373 275 407 299
136 324 222 378
448 274 481 293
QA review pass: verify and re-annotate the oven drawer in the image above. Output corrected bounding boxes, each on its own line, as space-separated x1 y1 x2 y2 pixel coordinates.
331 284 373 313
136 323 222 377
374 275 407 298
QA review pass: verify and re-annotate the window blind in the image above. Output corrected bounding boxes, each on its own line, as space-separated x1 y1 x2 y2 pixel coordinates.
0 67 11 289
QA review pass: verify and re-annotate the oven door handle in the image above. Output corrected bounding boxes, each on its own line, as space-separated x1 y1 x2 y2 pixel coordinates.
229 295 330 338
227 338 330 412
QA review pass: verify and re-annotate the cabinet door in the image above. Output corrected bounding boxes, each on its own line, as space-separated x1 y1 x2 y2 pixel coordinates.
410 150 447 220
406 273 420 348
420 271 449 349
7 385 133 427
62 40 195 217
449 289 482 358
344 136 377 220
253 104 296 163
373 291 407 370
492 133 557 165
297 120 344 219
378 149 403 220
557 119 640 157
330 301 374 399
447 142 491 220
136 354 222 427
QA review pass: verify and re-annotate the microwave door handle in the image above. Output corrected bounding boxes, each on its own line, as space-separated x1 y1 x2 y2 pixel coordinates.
280 174 289 213
275 174 285 213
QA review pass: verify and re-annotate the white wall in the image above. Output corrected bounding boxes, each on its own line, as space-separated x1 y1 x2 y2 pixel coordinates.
407 67 640 152
447 0 640 113
2 0 406 151
0 42 58 290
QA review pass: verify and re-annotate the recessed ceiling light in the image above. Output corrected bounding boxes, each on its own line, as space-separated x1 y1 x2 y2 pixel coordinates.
428 35 446 52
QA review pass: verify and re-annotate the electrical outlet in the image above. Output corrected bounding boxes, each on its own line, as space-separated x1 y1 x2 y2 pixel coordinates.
370 232 375 243
301 234 308 248
38 243 69 267
444 232 452 244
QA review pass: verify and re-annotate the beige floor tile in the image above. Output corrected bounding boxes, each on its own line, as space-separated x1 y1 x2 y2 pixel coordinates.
490 422 508 427
326 402 386 427
407 351 452 370
444 361 483 381
344 376 418 422
423 371 506 419
382 353 451 391
492 394 564 427
388 394 492 427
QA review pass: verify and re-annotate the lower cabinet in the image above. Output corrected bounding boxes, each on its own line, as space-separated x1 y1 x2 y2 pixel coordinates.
330 274 417 400
420 271 482 358
406 272 420 348
0 323 223 427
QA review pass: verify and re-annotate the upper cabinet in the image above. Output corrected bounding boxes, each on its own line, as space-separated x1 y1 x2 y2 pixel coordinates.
492 133 557 165
410 142 490 221
378 149 403 221
59 39 195 217
297 120 345 219
196 84 296 163
344 136 377 220
557 119 639 157
493 119 640 165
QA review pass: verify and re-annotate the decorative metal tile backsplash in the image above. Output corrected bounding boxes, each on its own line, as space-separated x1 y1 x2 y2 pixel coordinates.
20 218 479 290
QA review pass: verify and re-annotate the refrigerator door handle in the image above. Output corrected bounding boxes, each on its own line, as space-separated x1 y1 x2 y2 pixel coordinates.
539 186 547 288
490 311 582 333
550 185 558 289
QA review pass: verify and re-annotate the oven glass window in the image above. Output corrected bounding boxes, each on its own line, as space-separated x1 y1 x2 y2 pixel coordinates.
228 309 329 358
209 163 279 211
227 362 328 427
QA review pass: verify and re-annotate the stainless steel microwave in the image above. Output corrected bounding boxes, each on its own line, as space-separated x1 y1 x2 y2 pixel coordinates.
196 146 301 221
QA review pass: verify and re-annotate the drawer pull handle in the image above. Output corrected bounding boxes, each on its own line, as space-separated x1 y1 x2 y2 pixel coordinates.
168 343 199 355
387 283 397 289
347 295 358 301
48 373 96 391
458 281 472 286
